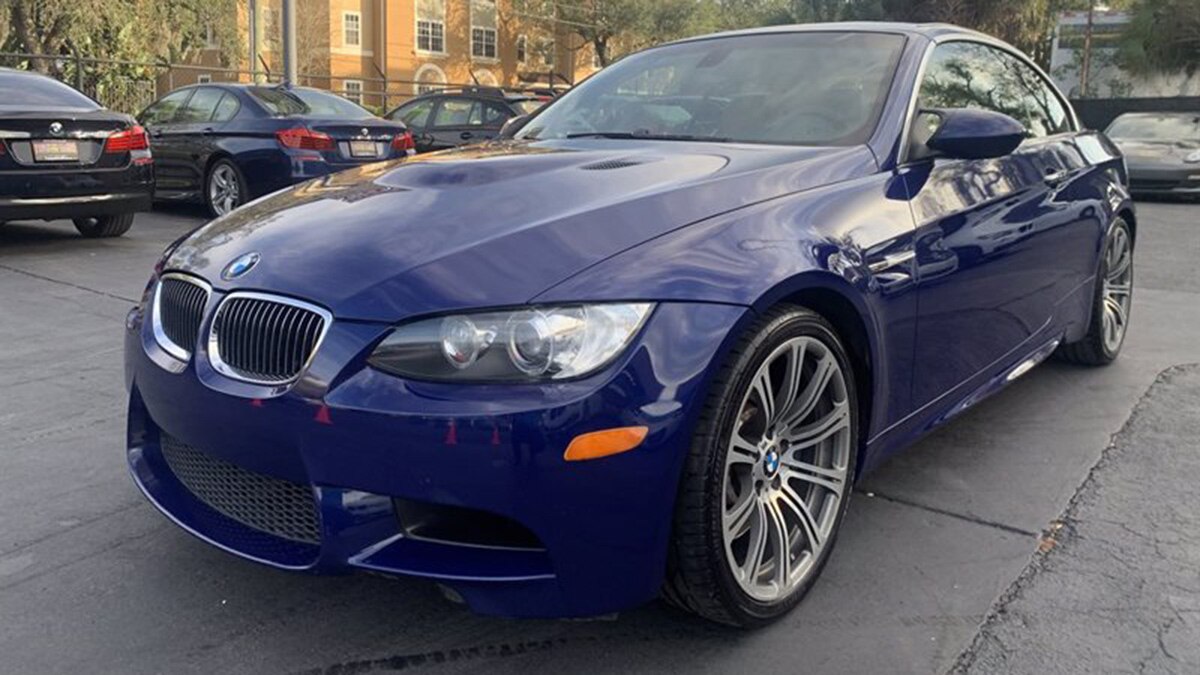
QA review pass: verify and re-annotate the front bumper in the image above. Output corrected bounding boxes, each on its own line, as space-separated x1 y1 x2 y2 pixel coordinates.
124 295 746 618
1127 163 1200 197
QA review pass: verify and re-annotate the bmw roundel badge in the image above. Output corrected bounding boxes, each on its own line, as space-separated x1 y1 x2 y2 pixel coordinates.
222 252 261 280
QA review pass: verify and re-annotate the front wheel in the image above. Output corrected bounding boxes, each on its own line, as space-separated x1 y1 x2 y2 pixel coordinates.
1056 217 1134 366
73 214 134 238
665 306 858 626
206 159 246 218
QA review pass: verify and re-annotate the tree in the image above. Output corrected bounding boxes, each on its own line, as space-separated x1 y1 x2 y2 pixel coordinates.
1119 0 1200 74
3 0 239 67
519 0 707 68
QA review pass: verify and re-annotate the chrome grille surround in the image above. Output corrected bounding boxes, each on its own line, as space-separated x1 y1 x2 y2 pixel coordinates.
159 434 321 544
152 273 212 361
207 292 331 386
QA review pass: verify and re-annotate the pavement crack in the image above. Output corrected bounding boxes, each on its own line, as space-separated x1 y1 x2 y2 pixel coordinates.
0 262 138 304
859 490 1038 538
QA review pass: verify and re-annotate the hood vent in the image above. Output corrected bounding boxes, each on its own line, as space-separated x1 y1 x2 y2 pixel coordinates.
580 158 645 171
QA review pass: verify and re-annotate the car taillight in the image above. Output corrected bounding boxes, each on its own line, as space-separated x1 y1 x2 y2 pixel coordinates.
276 127 334 151
391 130 415 154
105 125 149 153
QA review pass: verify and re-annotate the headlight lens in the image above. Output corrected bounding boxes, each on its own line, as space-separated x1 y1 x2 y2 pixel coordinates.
369 303 654 381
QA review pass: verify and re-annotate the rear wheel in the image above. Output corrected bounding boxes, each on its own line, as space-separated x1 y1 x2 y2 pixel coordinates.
1056 217 1134 366
206 159 246 218
73 214 134 238
665 306 857 626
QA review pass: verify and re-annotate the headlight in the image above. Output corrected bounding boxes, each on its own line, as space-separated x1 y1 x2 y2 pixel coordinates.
369 303 654 382
1185 150 1200 163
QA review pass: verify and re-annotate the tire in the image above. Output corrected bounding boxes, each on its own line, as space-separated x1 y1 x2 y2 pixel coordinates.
1055 217 1134 366
73 214 134 238
205 158 247 218
664 305 859 627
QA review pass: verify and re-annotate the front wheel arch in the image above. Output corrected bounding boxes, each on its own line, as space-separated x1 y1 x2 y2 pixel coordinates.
750 273 879 480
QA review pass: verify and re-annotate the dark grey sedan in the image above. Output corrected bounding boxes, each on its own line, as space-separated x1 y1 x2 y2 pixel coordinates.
1106 112 1200 198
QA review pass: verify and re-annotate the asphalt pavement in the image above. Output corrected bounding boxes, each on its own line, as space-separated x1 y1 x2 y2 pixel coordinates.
1 201 1197 674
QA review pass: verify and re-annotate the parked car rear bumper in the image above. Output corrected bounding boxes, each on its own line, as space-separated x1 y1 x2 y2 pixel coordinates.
0 191 152 221
0 164 154 220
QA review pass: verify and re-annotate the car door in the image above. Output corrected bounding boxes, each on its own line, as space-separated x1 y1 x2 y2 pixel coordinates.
389 97 437 152
140 89 195 196
171 87 227 193
470 100 512 143
903 40 1093 408
426 97 482 150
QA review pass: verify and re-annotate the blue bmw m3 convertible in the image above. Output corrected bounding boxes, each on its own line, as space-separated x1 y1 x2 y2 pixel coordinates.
124 23 1135 626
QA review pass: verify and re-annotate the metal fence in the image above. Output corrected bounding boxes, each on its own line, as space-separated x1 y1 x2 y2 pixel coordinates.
0 52 550 116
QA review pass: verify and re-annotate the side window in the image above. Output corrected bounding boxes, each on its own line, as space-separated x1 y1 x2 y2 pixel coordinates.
481 102 511 127
176 87 224 124
431 98 475 128
918 42 1072 138
140 89 193 126
392 99 435 129
211 93 240 123
995 51 1071 136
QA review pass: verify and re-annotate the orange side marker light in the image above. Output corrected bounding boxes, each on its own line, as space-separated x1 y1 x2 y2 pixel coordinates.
564 426 649 462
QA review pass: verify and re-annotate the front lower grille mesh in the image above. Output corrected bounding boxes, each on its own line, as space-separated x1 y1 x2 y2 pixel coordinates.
160 434 320 544
158 277 208 355
211 296 326 383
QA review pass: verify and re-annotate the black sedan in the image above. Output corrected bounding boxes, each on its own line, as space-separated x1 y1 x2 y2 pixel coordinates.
140 84 414 217
1106 112 1200 198
0 68 153 237
386 87 546 153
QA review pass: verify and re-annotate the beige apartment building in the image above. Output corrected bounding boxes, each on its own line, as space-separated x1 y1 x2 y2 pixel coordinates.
240 0 600 109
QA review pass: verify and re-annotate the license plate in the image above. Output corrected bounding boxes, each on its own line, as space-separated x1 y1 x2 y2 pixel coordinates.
32 139 79 162
349 140 377 158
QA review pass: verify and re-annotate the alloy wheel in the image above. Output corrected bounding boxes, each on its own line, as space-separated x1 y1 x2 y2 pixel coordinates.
1101 224 1133 354
209 164 241 216
721 336 852 602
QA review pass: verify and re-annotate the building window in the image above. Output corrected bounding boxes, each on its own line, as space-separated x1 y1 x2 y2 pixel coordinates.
197 74 213 84
414 63 447 95
344 80 363 104
416 0 446 54
343 12 361 48
472 28 497 59
541 38 555 66
470 0 497 60
516 35 528 64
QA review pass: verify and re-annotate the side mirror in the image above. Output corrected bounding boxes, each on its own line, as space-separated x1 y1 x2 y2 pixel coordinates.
498 114 531 139
917 108 1026 160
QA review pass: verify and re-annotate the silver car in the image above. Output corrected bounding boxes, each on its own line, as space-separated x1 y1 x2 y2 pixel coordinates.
1106 112 1200 199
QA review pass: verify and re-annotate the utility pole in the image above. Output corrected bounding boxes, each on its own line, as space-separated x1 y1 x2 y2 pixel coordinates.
248 0 259 83
1079 0 1096 97
282 0 298 85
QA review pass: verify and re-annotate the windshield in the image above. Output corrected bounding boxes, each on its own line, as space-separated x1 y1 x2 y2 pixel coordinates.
0 73 99 111
249 87 374 119
1107 114 1200 142
517 31 905 146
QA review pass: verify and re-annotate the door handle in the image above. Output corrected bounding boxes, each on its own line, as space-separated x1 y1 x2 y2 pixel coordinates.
868 250 916 274
460 131 474 140
201 127 215 135
1044 170 1070 187
150 128 163 137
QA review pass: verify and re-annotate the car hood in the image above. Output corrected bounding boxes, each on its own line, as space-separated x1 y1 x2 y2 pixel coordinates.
1114 139 1200 164
166 140 876 322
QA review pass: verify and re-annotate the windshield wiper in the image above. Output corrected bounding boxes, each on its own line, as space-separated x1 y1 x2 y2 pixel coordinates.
565 131 731 142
